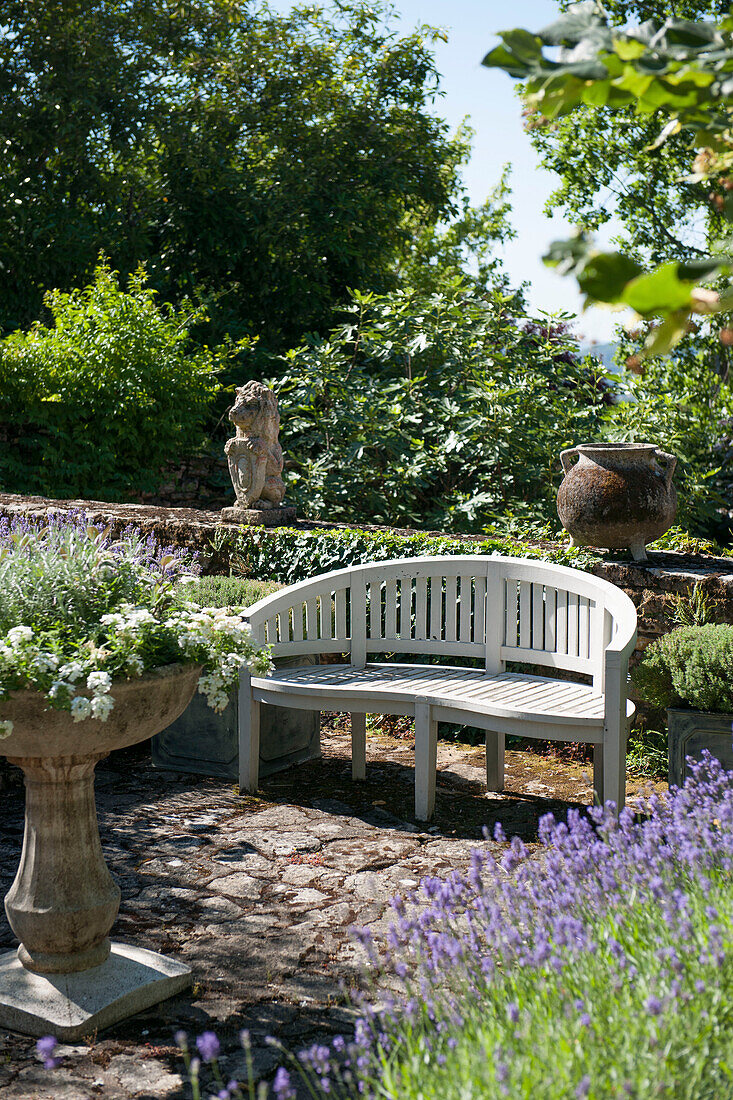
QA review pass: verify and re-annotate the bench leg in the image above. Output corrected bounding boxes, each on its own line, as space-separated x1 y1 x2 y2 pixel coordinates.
414 702 437 821
596 725 627 813
238 673 261 794
592 743 604 808
485 730 505 792
351 712 366 780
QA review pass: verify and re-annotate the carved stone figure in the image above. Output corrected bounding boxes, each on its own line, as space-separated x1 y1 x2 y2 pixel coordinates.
221 381 295 526
224 381 285 508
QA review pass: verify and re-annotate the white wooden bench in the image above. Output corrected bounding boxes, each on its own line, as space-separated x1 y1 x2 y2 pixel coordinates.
239 556 637 820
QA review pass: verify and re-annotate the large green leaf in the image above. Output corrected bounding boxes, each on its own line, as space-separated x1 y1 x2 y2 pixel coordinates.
621 263 696 314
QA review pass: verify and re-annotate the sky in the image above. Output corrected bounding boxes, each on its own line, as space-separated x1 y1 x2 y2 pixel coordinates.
270 0 623 344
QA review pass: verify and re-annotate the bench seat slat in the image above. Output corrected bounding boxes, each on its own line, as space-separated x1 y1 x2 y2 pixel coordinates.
252 662 634 723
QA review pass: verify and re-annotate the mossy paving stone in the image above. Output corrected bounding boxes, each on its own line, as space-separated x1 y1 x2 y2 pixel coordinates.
0 720 666 1098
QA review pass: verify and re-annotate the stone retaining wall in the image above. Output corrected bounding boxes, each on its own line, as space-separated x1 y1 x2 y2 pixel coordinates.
138 453 231 511
3 492 733 786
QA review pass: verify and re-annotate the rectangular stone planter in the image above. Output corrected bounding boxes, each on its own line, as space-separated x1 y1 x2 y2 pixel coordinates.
668 707 733 788
152 656 320 781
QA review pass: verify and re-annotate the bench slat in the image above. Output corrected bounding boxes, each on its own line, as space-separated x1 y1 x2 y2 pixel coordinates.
429 576 442 640
445 575 457 641
544 586 557 652
415 576 428 640
532 582 544 651
568 591 579 657
291 603 304 642
556 589 568 653
473 575 486 645
579 596 590 660
519 581 531 649
459 575 473 644
368 581 382 640
504 579 518 649
335 588 348 641
305 598 318 641
385 579 397 637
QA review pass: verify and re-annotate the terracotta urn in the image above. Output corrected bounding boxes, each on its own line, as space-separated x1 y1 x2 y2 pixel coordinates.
557 442 677 561
0 663 201 1038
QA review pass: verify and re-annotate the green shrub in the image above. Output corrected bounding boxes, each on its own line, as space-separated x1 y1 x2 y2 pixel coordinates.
274 285 614 532
632 625 733 712
181 576 281 608
222 523 600 585
0 260 225 500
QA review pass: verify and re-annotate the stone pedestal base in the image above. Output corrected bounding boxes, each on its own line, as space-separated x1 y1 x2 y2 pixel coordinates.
221 505 296 527
0 943 191 1040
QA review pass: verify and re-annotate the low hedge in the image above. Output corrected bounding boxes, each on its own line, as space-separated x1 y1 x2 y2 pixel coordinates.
224 525 600 586
181 575 281 608
632 624 733 713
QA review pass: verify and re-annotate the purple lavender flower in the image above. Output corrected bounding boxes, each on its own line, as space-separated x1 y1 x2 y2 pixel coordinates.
273 1066 296 1099
196 1031 221 1063
36 1035 61 1070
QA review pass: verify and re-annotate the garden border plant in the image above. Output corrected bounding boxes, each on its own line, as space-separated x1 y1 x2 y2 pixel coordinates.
217 523 731 589
634 623 733 786
0 512 271 738
73 751 733 1099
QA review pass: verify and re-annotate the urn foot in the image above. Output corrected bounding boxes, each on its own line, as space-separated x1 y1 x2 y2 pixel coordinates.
0 943 192 1040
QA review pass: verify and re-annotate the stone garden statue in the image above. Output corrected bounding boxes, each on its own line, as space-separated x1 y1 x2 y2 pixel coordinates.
221 381 295 526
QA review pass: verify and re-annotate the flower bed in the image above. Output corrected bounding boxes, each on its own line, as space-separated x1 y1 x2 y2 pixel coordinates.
167 754 733 1099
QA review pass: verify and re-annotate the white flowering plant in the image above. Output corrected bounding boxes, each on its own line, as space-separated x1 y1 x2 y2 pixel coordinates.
0 513 271 739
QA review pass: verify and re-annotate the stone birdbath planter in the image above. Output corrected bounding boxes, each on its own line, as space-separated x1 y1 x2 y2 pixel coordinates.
0 663 200 1039
0 511 270 1040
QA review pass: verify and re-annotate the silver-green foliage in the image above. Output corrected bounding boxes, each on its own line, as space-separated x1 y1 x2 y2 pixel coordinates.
182 576 281 609
0 519 174 642
633 624 733 712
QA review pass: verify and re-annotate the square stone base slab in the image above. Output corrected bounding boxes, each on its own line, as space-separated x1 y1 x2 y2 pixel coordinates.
0 943 192 1040
220 505 296 527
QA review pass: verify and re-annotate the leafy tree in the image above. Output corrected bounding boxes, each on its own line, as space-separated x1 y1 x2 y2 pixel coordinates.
274 283 612 530
396 161 518 297
0 0 466 350
482 3 733 538
0 261 223 499
483 2 733 346
525 2 727 269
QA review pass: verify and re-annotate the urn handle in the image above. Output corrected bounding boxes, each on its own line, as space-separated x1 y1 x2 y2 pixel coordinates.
655 449 678 489
560 447 579 474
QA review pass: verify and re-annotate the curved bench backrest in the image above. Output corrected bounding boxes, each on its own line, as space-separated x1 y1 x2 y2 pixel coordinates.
244 555 636 685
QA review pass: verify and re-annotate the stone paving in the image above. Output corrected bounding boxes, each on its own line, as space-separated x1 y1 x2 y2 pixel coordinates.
0 720 665 1100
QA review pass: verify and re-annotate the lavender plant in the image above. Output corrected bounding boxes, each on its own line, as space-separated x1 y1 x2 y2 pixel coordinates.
306 757 733 1099
167 755 733 1099
0 513 270 738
